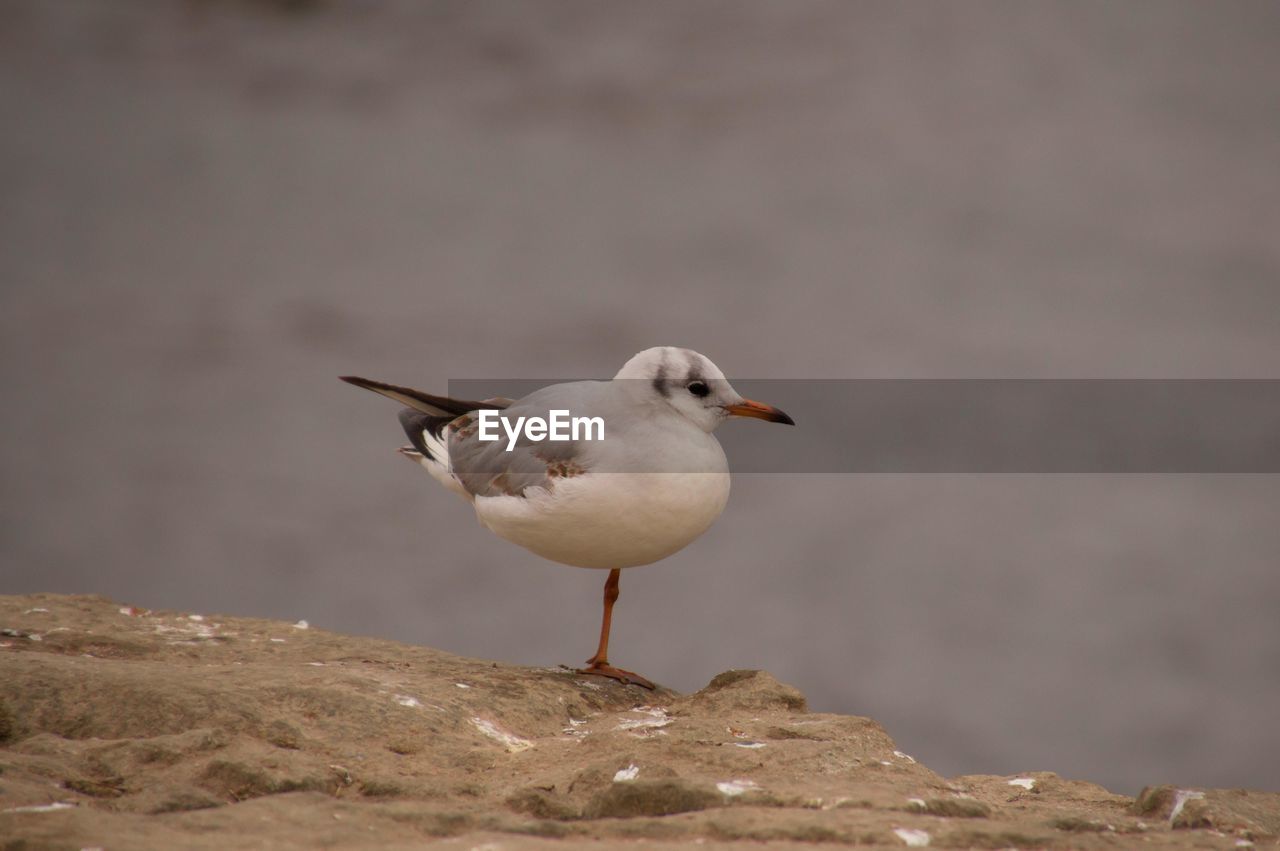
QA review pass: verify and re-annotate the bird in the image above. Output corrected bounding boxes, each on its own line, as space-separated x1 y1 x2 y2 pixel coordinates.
340 346 794 689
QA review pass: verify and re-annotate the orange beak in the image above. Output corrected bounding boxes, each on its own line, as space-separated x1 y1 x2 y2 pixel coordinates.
724 398 795 425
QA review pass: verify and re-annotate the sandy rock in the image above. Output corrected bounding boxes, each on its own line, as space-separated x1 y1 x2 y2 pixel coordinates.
680 668 809 713
1134 784 1280 839
1 593 1276 849
583 779 723 818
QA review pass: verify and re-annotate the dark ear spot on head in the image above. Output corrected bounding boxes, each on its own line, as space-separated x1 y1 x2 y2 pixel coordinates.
652 351 672 397
651 365 671 397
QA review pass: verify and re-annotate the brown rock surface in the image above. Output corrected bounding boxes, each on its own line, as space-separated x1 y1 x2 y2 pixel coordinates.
1 594 1275 849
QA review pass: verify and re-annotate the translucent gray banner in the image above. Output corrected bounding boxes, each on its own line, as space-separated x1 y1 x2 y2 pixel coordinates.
443 380 1280 473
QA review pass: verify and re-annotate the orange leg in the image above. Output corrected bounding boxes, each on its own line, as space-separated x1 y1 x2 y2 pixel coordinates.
577 568 655 689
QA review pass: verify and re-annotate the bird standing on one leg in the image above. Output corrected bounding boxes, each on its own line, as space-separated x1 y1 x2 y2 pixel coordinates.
342 346 794 689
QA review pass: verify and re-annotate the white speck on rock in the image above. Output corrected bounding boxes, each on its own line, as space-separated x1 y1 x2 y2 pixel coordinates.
561 717 590 738
894 827 931 847
716 779 759 797
154 621 221 640
1007 777 1036 790
1169 789 1205 823
455 682 472 689
907 797 926 809
893 750 917 763
616 706 672 731
26 633 42 642
734 742 766 749
305 662 325 667
471 717 533 752
3 802 76 813
269 638 285 643
187 614 204 622
613 764 640 782
391 694 443 712
293 620 309 630
23 607 50 614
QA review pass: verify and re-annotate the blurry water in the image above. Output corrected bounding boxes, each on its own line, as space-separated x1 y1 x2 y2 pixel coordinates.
2 0 1279 793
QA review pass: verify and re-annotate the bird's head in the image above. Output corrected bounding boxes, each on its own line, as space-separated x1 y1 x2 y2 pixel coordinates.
614 346 794 432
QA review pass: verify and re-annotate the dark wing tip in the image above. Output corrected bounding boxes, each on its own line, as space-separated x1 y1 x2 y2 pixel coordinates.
340 375 406 399
340 375 505 417
397 408 440 458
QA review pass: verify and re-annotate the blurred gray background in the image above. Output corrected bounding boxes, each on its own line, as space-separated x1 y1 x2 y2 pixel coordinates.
3 0 1278 794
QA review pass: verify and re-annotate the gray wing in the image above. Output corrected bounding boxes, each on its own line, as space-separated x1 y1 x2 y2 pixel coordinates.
447 382 605 498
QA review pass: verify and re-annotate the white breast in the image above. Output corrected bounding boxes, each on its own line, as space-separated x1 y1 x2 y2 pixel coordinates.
458 405 732 569
473 469 731 568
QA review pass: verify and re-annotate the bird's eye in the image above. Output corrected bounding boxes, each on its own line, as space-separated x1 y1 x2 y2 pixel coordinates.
687 381 710 398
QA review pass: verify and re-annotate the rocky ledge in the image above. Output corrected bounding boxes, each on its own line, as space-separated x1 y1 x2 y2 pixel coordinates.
0 594 1275 849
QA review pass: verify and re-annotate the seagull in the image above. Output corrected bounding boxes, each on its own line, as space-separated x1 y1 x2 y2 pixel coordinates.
341 346 794 689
